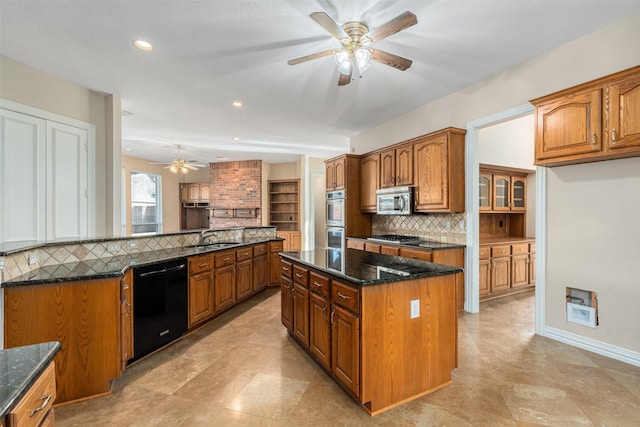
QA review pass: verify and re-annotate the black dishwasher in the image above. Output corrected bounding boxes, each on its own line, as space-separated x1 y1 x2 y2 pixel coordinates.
132 257 188 361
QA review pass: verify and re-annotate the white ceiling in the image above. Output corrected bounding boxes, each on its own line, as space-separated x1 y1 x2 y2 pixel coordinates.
2 1 640 165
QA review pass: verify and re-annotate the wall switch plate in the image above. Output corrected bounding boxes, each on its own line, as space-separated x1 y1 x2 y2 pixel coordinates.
108 243 120 253
28 253 38 265
410 299 420 319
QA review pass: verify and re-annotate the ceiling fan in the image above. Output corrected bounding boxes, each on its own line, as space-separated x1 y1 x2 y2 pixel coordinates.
149 145 206 173
288 11 418 86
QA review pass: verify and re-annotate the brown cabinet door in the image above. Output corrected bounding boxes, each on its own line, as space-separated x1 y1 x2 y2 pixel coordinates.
179 183 189 203
479 173 492 211
326 160 335 191
511 176 526 211
511 254 529 288
528 253 536 285
360 154 379 212
253 254 267 292
395 144 413 186
380 149 396 188
380 244 399 256
607 74 640 151
399 247 433 262
331 304 360 398
491 256 511 292
334 157 346 190
414 134 448 211
214 265 236 312
189 271 215 327
236 259 253 301
479 258 491 296
199 183 210 202
364 242 381 253
492 175 510 211
280 277 294 332
188 183 201 202
121 270 133 369
269 244 283 286
534 87 602 163
309 293 331 370
289 231 302 251
293 283 310 347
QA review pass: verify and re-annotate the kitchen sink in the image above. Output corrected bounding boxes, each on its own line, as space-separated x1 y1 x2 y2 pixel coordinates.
185 241 239 250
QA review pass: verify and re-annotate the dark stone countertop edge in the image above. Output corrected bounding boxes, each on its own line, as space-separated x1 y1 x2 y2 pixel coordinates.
0 341 61 419
279 251 463 287
2 237 283 288
347 236 466 250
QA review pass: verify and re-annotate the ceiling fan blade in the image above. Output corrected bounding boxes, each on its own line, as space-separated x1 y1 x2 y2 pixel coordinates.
183 164 200 171
366 11 418 43
370 48 413 71
288 49 336 65
310 12 348 39
149 162 172 165
338 69 352 86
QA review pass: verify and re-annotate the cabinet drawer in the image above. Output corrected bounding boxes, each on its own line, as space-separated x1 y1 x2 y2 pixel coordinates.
188 254 213 275
293 264 309 287
270 241 284 253
491 245 510 257
332 280 359 314
399 248 433 262
309 271 330 298
479 246 491 259
253 244 267 256
236 247 252 262
511 243 529 254
214 250 235 267
380 245 400 256
364 243 381 253
281 260 292 280
347 239 365 250
9 361 56 427
529 242 536 253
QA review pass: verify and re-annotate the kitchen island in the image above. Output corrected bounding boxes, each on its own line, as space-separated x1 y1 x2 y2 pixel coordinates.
279 248 462 415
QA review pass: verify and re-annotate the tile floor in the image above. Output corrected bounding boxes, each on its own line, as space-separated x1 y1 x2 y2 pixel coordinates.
55 289 640 426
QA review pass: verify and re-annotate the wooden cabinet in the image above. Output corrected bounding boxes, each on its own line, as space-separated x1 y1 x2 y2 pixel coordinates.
380 144 413 188
6 361 57 427
280 260 294 332
531 65 640 166
398 247 433 262
331 303 360 398
380 244 399 256
269 241 284 285
480 168 528 213
413 128 466 212
293 284 310 347
236 248 253 302
188 254 215 327
4 278 121 405
120 270 133 370
480 240 536 300
180 182 210 203
253 244 268 292
268 180 299 232
360 153 379 212
309 292 331 369
326 156 346 191
276 231 301 251
214 250 236 313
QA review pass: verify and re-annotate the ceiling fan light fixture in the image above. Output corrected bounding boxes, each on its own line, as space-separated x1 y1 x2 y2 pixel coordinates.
334 50 352 75
169 164 178 173
355 48 371 74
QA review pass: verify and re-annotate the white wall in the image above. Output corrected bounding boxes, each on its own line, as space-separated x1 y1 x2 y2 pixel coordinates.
350 13 640 358
478 115 535 170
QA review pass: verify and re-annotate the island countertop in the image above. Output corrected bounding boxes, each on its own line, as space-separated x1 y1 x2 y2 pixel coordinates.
279 248 463 286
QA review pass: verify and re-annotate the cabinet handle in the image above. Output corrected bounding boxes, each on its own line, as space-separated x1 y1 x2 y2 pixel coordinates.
283 283 290 289
337 292 350 300
223 257 230 262
282 266 289 271
199 263 207 268
313 281 322 288
322 305 327 321
30 393 52 417
591 132 597 145
295 273 303 278
612 128 617 144
330 309 335 325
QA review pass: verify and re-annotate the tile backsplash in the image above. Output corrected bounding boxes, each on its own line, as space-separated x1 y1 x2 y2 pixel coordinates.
373 213 466 244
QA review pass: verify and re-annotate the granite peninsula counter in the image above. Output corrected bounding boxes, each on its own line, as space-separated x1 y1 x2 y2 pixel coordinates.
278 248 462 416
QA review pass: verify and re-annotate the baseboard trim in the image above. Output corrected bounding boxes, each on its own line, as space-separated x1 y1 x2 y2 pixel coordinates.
543 326 640 367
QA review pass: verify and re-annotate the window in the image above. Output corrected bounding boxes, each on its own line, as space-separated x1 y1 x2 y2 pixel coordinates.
131 172 162 234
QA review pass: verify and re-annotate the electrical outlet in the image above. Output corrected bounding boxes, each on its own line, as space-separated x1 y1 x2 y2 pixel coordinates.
108 243 120 253
28 253 38 265
127 241 138 249
445 220 452 230
410 299 420 319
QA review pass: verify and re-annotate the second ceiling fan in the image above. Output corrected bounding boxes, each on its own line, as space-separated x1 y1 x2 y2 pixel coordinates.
288 11 418 86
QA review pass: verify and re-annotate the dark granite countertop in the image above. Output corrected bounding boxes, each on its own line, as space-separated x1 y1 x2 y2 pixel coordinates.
280 248 463 286
347 236 465 251
0 341 61 419
2 238 281 287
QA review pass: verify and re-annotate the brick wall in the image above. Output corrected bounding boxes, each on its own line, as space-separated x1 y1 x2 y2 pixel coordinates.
209 160 262 228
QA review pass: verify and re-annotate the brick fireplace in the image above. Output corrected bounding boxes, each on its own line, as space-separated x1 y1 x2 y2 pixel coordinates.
209 160 262 228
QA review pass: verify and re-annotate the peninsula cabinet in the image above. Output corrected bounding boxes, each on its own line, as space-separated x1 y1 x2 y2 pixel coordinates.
413 128 466 213
6 361 57 427
380 144 413 188
360 153 380 212
188 253 215 328
531 65 640 166
4 277 121 405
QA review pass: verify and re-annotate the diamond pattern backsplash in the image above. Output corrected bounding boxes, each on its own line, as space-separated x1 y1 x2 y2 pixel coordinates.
373 213 466 244
0 227 276 283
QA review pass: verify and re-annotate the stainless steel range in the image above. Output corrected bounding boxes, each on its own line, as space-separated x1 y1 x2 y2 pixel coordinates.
367 234 420 244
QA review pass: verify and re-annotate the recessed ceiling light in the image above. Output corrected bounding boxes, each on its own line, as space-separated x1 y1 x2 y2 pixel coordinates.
231 101 243 108
134 40 153 51
125 147 133 151
232 137 240 141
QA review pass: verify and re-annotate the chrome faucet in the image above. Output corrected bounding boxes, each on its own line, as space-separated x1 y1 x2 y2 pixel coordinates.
199 229 219 245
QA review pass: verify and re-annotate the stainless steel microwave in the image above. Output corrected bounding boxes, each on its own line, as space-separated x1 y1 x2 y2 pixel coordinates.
376 186 413 215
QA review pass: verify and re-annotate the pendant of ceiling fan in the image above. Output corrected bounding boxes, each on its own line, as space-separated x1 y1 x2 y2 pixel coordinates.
148 145 206 173
288 11 417 86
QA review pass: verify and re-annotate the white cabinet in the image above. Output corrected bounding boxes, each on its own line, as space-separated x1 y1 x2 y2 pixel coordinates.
1 106 93 242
